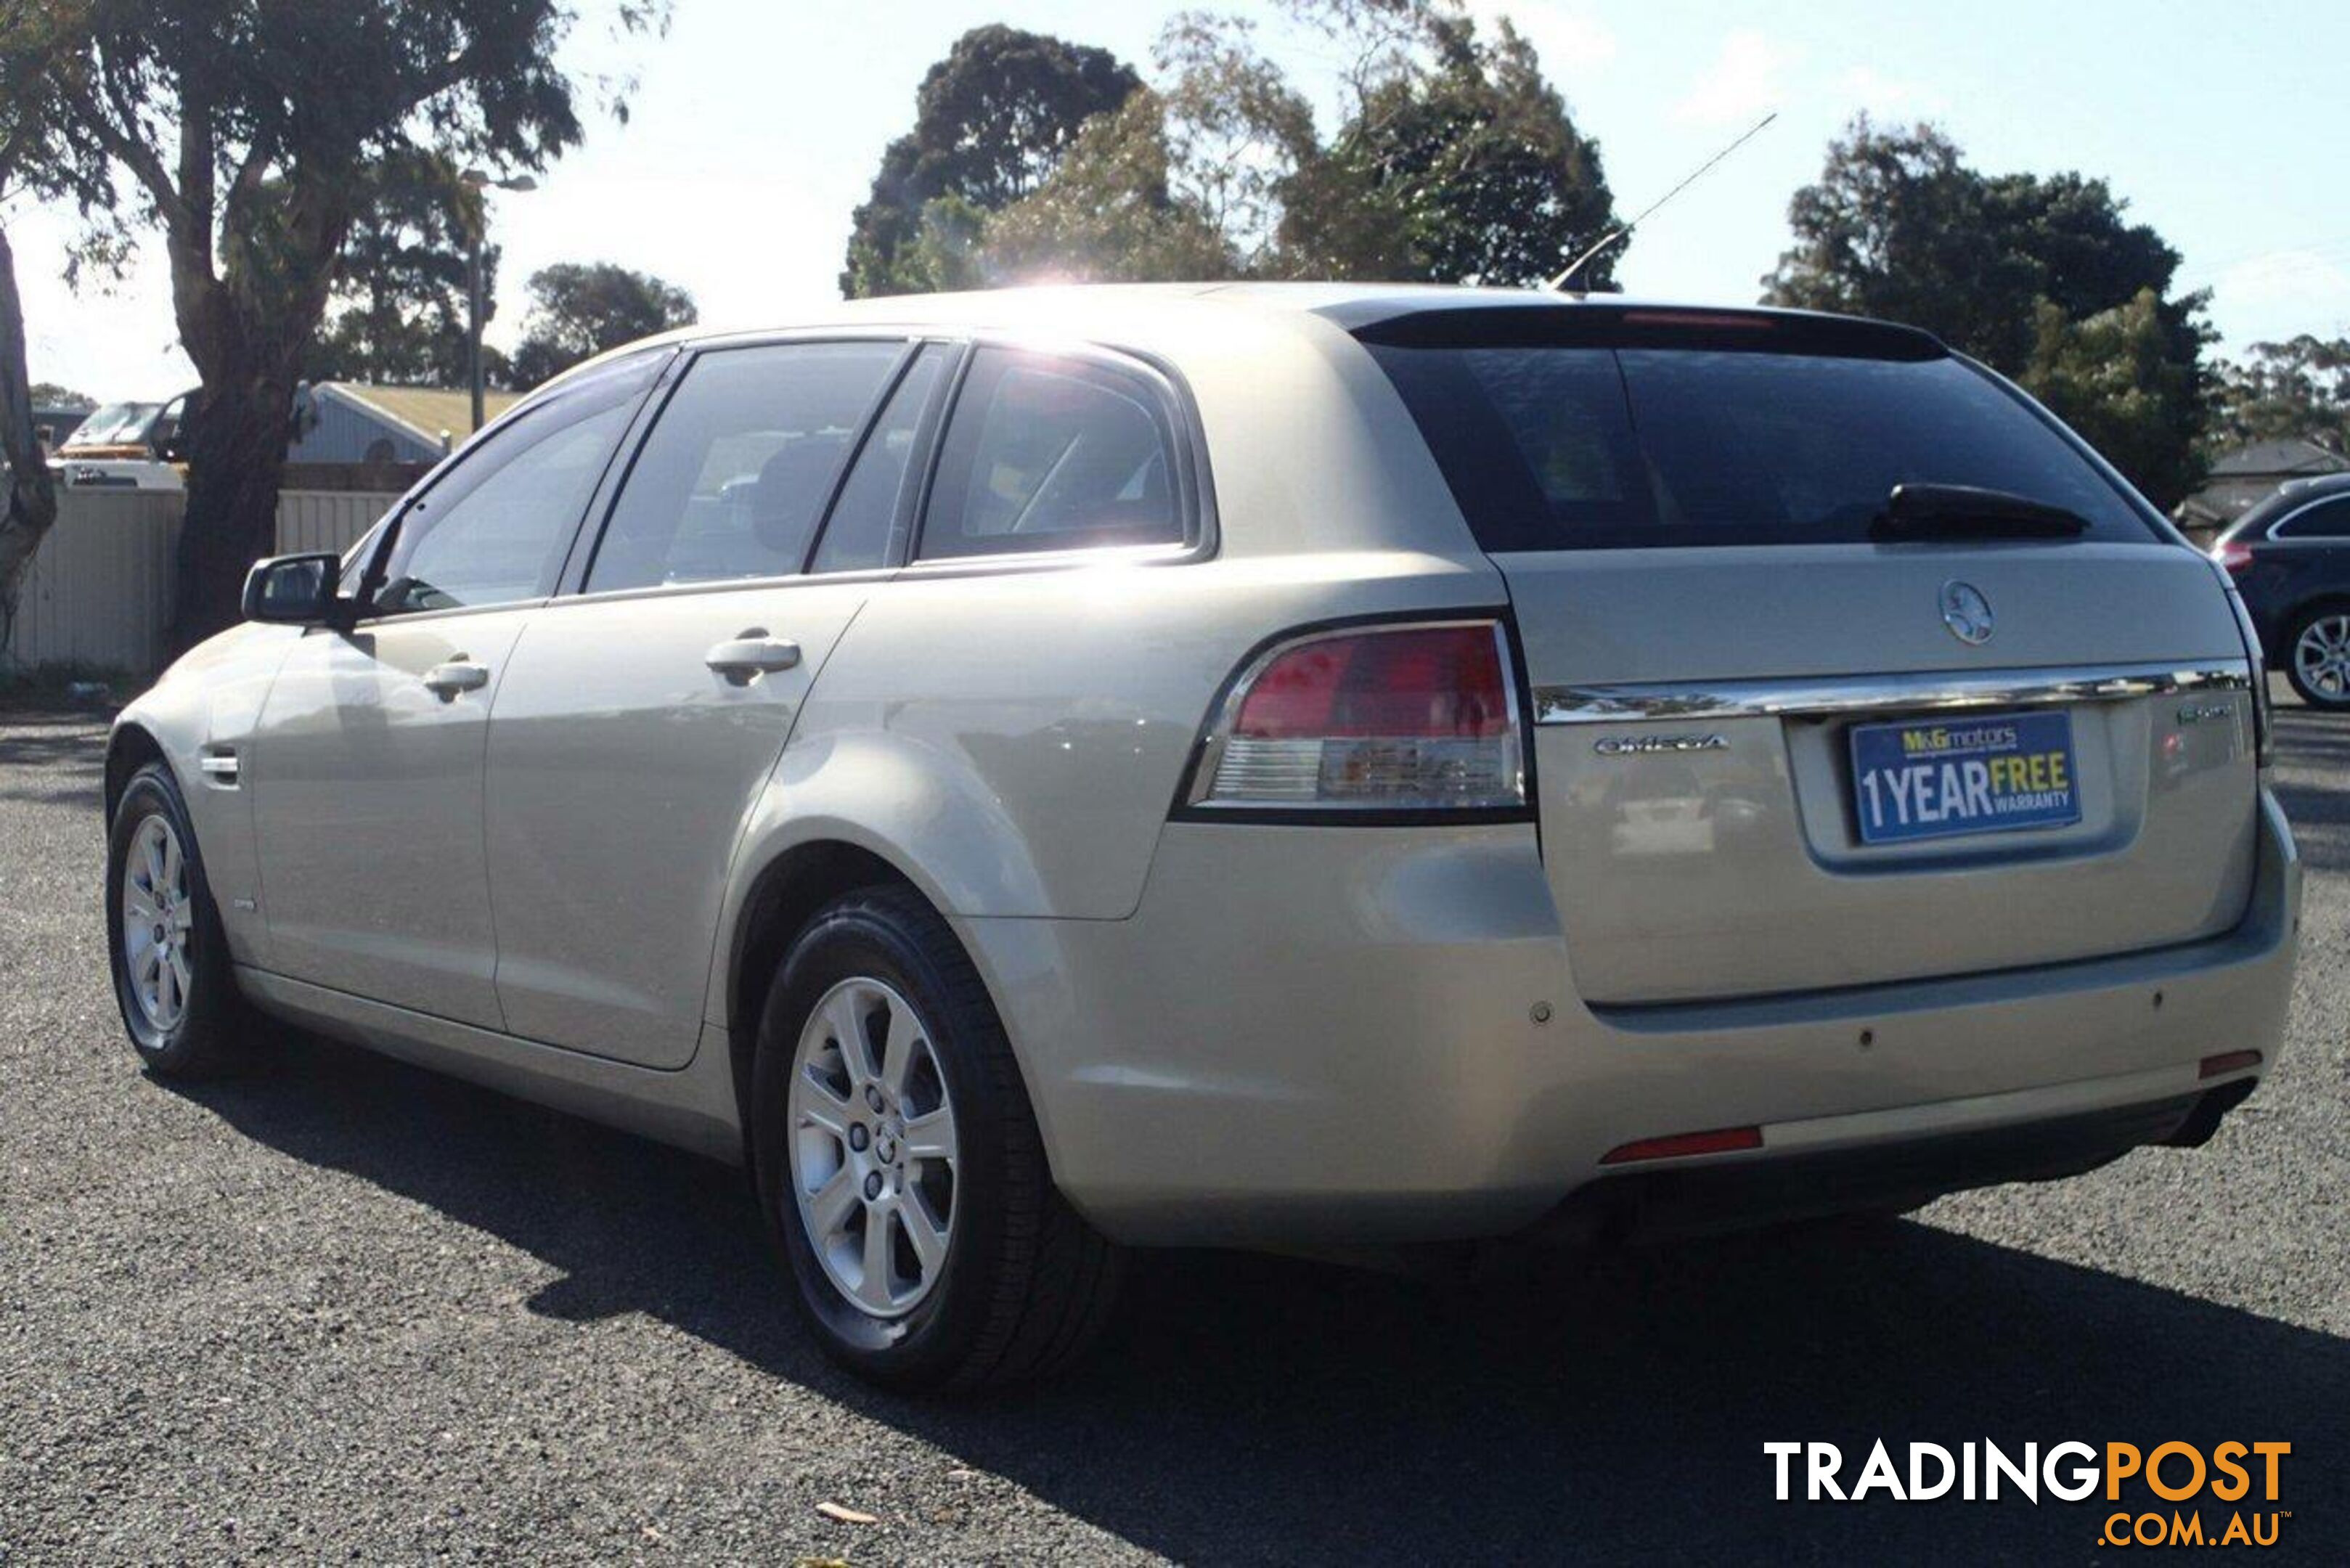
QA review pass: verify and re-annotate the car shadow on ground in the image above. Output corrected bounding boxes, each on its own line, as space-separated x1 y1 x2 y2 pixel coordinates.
167 1033 2349 1564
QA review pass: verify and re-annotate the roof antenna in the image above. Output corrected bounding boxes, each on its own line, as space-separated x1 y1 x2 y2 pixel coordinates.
1548 110 1778 293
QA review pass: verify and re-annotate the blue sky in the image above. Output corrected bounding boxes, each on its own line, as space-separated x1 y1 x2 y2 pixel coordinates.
12 0 2346 399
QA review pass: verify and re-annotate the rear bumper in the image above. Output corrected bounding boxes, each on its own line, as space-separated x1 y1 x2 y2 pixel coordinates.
964 788 2299 1248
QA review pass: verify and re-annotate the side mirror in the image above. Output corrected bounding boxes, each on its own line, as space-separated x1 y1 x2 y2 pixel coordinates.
241 552 343 625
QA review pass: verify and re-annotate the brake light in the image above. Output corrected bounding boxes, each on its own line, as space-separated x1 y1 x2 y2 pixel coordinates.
2207 560 2274 767
2214 540 2254 574
1183 621 1527 812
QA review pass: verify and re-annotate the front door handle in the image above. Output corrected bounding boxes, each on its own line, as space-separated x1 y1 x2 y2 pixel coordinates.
422 658 491 701
705 629 802 686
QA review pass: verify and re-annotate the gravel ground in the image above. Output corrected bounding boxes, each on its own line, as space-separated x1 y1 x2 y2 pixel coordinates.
2 698 2344 1564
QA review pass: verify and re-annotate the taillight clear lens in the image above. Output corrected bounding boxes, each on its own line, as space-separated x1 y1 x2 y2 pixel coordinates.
1186 621 1527 812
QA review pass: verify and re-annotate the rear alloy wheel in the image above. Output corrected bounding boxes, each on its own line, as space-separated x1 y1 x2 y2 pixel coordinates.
787 976 961 1319
105 761 259 1077
2287 607 2350 709
752 886 1122 1391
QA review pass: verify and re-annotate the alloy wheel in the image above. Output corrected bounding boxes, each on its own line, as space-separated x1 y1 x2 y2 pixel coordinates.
121 814 194 1032
2296 613 2350 701
786 976 960 1318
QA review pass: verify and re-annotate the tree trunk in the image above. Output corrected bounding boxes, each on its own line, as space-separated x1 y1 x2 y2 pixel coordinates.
0 221 62 665
170 354 297 652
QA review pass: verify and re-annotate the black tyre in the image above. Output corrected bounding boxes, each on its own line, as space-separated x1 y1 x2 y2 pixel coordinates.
751 885 1122 1391
2283 603 2350 709
105 761 260 1077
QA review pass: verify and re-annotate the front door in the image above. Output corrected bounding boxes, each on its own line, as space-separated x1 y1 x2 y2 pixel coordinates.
249 356 660 1026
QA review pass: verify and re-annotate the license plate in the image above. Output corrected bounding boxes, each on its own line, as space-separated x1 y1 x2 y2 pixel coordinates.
1849 709 2081 845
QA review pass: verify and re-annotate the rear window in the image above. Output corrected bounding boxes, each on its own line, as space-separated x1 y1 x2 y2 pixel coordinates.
1365 330 2157 551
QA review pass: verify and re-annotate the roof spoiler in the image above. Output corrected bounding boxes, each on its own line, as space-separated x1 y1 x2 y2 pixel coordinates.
1350 304 1946 362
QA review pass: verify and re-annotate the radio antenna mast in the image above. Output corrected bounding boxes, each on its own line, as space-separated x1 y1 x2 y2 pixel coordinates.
1548 110 1778 293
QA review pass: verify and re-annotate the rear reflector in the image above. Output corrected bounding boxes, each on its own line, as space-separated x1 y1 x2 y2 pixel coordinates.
1184 621 1527 813
2198 1050 2261 1080
1599 1126 1764 1165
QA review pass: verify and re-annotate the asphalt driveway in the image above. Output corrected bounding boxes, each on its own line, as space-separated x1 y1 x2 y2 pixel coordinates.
2 700 2343 1563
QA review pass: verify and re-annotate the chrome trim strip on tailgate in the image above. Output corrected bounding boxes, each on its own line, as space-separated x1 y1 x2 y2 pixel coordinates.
1534 661 2251 725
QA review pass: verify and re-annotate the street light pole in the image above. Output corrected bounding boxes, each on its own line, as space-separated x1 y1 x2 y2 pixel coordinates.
457 170 537 438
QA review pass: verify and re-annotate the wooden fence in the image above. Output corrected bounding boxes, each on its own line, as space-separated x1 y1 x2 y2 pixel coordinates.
4 488 399 675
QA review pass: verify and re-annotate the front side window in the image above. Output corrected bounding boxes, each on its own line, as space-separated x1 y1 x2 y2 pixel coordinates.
372 353 659 616
375 402 636 615
584 340 907 594
918 348 1185 560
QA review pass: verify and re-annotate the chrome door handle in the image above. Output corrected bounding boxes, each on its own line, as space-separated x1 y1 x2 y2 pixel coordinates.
422 658 491 701
705 630 801 686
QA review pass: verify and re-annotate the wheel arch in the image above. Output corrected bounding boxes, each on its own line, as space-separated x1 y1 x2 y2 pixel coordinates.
104 720 172 821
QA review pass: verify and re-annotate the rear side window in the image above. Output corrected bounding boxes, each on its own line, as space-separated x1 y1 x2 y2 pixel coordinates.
1367 338 2156 550
811 344 950 574
586 340 907 594
918 348 1185 560
2272 498 2350 539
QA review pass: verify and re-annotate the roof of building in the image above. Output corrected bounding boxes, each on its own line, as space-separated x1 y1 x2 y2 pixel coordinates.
2208 437 2349 480
320 383 523 446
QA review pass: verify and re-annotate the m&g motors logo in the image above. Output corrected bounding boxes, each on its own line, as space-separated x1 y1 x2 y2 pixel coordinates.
1766 1440 2293 1548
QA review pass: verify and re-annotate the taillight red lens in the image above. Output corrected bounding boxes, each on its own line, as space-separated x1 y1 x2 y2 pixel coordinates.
2215 541 2254 574
1234 624 1510 740
1188 621 1527 812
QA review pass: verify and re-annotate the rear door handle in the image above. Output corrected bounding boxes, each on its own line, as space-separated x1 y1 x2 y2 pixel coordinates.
422 658 491 701
705 629 802 685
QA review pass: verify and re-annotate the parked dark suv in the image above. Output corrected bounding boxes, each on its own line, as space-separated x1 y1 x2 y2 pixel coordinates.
2215 471 2350 708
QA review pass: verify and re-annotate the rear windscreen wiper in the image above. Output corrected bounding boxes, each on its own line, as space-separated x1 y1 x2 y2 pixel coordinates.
1868 483 2090 542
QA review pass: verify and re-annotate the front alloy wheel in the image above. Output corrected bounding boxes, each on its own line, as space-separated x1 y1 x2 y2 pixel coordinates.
105 759 257 1077
121 814 195 1033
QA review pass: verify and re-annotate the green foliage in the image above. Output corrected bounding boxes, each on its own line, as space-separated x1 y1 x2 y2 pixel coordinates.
509 261 695 388
27 383 93 407
1284 9 1617 286
2208 336 2350 456
978 94 1237 285
2025 290 2206 511
1765 116 2210 510
306 151 499 388
841 25 1143 297
7 0 671 644
871 2 1616 291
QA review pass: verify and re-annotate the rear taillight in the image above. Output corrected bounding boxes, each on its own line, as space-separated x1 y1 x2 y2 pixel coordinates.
1182 620 1527 814
2208 560 2274 767
2214 540 2254 575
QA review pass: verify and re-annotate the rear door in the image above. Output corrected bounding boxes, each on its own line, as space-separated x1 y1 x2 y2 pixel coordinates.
1363 309 2259 1004
481 338 948 1066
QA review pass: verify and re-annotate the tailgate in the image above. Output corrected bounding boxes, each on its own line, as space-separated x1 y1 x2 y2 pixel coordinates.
1511 544 2256 1003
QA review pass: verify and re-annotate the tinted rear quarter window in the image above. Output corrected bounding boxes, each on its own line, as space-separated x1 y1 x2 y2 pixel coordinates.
1364 317 2158 551
919 348 1186 560
2272 497 2350 539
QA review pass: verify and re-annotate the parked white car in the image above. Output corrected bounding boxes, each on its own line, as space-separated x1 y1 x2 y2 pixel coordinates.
105 285 2298 1389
